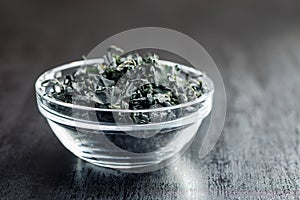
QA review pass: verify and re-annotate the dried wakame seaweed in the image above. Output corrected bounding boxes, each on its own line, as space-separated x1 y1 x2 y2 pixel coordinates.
41 46 206 153
41 46 205 124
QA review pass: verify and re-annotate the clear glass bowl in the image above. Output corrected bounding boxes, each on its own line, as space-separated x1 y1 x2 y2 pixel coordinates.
35 59 214 172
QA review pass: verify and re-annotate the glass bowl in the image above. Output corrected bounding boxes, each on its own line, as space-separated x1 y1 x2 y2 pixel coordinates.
35 59 214 173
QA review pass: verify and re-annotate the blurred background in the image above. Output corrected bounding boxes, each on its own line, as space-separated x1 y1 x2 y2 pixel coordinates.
2 0 300 87
1 0 300 199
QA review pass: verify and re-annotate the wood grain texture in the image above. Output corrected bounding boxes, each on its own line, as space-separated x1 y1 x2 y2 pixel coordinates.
0 0 300 199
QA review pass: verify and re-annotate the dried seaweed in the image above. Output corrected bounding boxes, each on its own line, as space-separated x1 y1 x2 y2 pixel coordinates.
41 46 205 124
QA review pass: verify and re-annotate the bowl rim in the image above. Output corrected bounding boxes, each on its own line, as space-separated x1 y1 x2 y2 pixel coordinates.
35 58 214 113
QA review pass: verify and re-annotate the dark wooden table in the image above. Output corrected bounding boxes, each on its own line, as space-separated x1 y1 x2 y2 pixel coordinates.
1 0 300 199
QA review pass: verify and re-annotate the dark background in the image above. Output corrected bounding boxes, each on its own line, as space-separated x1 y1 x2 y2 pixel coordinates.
1 0 300 199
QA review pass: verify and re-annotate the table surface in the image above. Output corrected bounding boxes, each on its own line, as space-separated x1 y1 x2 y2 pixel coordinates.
1 0 300 199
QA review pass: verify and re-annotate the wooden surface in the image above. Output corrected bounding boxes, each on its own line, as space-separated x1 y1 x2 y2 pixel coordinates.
1 0 300 199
